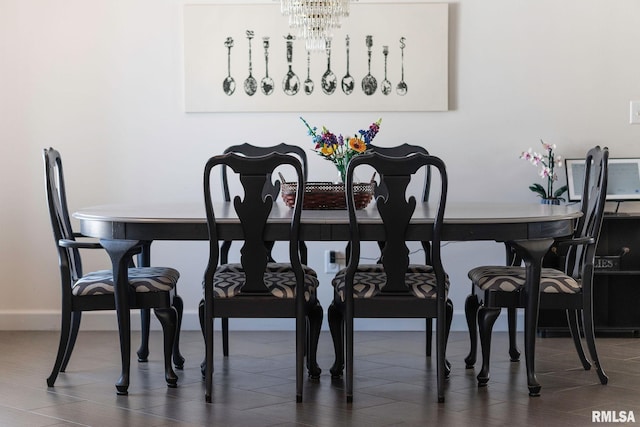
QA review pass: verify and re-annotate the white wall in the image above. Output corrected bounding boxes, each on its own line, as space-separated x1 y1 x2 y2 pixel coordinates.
2 0 640 332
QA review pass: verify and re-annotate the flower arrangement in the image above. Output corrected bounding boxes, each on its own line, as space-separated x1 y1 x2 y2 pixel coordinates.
520 140 568 201
300 117 382 183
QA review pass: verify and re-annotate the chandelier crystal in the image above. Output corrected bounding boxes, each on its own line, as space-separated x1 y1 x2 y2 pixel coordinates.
280 0 352 51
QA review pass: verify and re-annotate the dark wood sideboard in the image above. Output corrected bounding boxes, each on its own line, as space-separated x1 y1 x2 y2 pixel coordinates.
538 213 640 337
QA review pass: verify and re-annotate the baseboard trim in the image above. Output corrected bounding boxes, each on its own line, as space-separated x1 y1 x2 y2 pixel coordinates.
0 311 522 332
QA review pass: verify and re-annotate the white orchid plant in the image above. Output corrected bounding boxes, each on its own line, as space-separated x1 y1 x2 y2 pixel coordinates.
520 140 568 201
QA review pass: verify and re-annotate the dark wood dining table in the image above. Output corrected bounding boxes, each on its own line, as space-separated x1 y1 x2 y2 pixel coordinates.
74 201 581 396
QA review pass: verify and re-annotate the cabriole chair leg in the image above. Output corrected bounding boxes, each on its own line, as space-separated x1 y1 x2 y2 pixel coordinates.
60 311 82 372
328 302 344 379
154 307 178 388
464 294 480 369
477 306 500 386
172 295 185 369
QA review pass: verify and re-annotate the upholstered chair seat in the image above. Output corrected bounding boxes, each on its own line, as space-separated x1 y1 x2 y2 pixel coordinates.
468 266 580 294
332 265 450 301
212 269 319 300
73 267 180 296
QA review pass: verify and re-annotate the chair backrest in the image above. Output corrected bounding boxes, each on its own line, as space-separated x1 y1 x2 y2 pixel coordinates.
366 143 432 264
344 151 448 295
221 143 309 202
43 147 82 281
566 146 609 277
219 143 309 264
368 143 431 202
203 152 305 294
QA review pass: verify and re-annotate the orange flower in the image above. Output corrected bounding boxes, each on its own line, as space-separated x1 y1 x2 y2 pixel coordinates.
348 137 366 153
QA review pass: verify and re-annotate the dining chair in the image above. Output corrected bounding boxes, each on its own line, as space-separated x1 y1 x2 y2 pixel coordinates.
327 151 451 403
43 147 184 394
197 142 315 364
202 151 323 403
464 145 609 391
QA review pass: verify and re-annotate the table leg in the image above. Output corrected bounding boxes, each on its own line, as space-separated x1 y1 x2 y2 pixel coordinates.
101 239 140 395
509 238 554 397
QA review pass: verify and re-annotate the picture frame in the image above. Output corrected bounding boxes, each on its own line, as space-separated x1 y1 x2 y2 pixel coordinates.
565 158 640 202
183 2 449 112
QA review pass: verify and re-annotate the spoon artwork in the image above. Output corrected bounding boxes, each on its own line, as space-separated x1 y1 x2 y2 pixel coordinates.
341 35 355 95
361 35 377 95
396 37 408 96
321 40 337 95
222 37 235 96
282 34 300 96
243 30 257 96
260 37 274 95
304 51 314 95
381 45 392 95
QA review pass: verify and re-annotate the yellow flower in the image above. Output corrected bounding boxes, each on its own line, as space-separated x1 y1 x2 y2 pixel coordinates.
320 145 334 156
349 137 366 153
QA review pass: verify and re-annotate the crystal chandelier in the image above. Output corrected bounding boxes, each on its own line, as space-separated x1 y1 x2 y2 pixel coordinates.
280 0 352 51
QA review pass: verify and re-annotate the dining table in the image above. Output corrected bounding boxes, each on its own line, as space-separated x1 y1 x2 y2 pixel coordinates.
74 200 581 396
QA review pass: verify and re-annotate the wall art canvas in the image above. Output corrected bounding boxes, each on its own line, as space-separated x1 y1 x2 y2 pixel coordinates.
183 2 448 112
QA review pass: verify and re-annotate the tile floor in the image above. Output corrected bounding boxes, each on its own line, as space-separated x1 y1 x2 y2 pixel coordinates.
0 329 639 426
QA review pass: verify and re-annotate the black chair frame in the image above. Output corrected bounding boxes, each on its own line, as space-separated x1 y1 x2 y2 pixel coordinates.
464 146 609 392
328 151 451 403
197 143 310 359
43 147 183 394
202 151 322 403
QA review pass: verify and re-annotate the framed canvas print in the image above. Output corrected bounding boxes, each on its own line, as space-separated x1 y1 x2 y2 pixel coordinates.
183 2 449 112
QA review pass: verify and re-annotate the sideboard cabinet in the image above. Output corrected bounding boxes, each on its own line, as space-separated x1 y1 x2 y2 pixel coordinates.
538 213 640 336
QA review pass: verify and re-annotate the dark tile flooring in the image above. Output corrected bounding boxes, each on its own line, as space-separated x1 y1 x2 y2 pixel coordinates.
1 329 639 426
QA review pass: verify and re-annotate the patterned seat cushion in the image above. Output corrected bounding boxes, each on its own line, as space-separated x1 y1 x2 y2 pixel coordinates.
72 267 180 296
216 262 317 276
212 269 319 302
331 264 449 302
468 266 580 294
